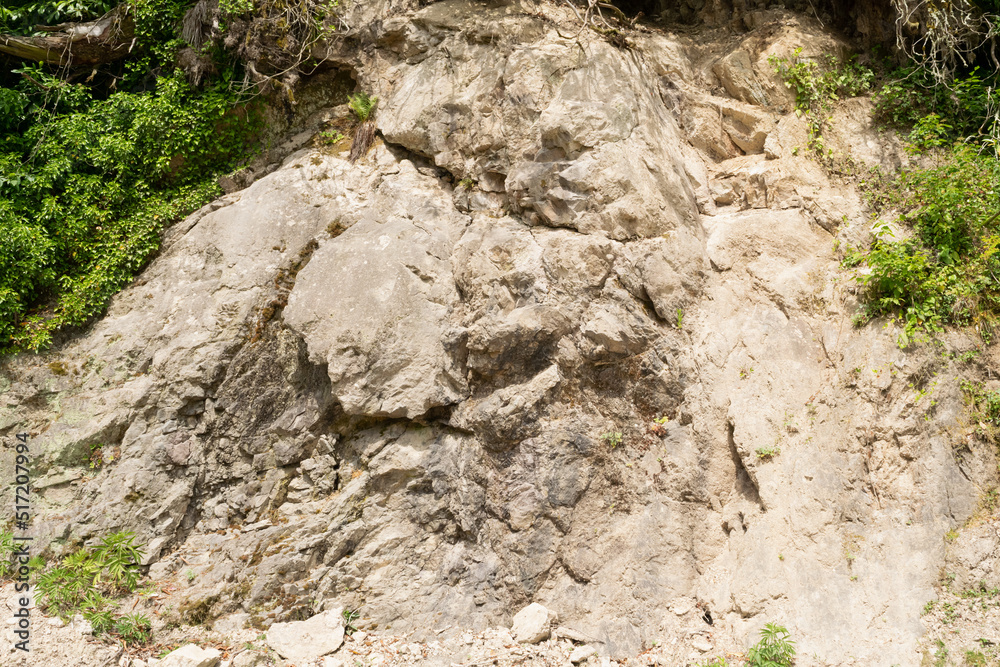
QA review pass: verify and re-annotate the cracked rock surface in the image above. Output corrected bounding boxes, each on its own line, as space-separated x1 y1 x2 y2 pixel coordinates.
3 2 1000 666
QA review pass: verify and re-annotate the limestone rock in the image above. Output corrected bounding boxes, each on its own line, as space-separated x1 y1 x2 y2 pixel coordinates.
158 645 222 667
1 3 996 667
512 603 559 644
284 160 469 419
266 608 345 663
691 635 713 653
570 645 598 663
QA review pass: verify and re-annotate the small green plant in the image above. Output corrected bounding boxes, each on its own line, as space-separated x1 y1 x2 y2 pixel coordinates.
961 580 1000 599
458 178 475 189
923 600 937 615
739 366 754 380
347 93 377 123
0 530 14 578
698 657 729 667
600 431 623 449
964 649 987 667
756 445 780 460
89 442 109 470
745 623 796 667
770 49 873 155
941 601 959 625
348 92 378 163
933 640 948 667
185 569 196 583
35 532 144 619
115 612 152 646
320 129 344 145
342 608 360 635
962 380 1000 445
676 308 684 329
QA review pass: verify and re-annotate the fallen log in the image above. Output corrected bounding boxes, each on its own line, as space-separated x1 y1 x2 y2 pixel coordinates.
0 6 134 67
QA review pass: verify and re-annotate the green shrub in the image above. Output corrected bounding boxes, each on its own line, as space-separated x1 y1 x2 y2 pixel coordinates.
873 67 997 143
908 113 953 152
0 72 258 352
961 380 1000 444
0 0 261 355
770 49 873 153
35 531 145 618
115 612 153 646
0 0 115 32
746 623 796 667
851 145 1000 343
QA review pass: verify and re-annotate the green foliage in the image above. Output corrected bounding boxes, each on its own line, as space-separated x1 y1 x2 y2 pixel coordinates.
745 623 796 667
0 0 115 32
320 129 344 145
342 608 360 635
348 92 377 122
964 649 987 667
0 0 263 355
35 531 145 619
908 113 953 152
771 49 873 110
755 445 780 460
873 67 998 144
770 49 873 154
933 639 948 667
219 0 254 15
698 657 729 667
851 145 1000 342
961 380 1000 444
114 612 153 646
0 72 258 352
600 431 623 449
33 533 151 645
0 530 14 577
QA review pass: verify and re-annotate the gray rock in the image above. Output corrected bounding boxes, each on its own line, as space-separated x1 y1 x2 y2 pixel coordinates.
266 608 345 663
512 603 558 644
570 645 598 664
691 635 713 653
2 4 995 667
158 645 222 667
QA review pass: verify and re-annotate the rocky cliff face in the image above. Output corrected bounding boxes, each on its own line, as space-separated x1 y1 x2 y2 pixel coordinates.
3 2 999 665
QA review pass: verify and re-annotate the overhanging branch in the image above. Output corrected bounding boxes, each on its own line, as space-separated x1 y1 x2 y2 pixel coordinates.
0 6 134 67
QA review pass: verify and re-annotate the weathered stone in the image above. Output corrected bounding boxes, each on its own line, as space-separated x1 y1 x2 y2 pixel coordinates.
512 603 559 644
1 4 995 667
158 645 222 667
266 608 345 663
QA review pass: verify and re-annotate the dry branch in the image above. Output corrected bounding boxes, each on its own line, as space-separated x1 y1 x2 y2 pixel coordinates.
0 6 134 67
